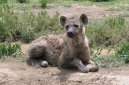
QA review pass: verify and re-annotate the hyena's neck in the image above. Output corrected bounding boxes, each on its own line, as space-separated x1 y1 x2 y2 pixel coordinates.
82 26 86 35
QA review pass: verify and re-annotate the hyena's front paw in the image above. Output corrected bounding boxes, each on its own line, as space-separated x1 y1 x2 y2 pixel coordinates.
85 64 99 72
78 65 89 73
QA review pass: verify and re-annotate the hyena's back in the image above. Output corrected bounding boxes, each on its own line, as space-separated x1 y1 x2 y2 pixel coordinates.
28 34 65 66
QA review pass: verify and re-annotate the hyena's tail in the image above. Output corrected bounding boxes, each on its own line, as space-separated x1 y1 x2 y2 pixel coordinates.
26 57 41 66
27 43 47 66
26 58 48 67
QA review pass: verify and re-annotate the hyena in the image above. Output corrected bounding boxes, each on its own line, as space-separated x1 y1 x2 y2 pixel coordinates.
27 14 99 73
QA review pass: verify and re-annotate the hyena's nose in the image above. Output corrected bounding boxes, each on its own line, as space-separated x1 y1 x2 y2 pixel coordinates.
67 31 74 38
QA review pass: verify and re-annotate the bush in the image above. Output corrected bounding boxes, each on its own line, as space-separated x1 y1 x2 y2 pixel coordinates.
0 4 24 42
0 4 12 42
90 48 125 67
17 0 29 3
87 15 128 48
0 43 21 59
34 12 62 37
91 40 129 67
39 0 47 8
1 4 128 48
90 0 112 2
116 42 129 63
0 0 8 4
93 54 125 67
73 0 112 2
0 5 61 43
73 0 85 1
21 28 35 43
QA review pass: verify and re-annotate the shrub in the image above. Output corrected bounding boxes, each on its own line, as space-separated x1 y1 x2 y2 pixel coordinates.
0 4 24 42
87 15 128 48
73 0 112 2
35 11 49 32
91 48 125 67
116 42 129 64
0 0 8 4
1 4 128 47
45 12 61 32
39 0 47 8
73 0 85 1
34 12 62 37
91 39 129 67
0 4 12 42
17 0 29 3
90 0 112 2
21 28 35 43
0 43 21 59
0 4 61 43
93 54 125 67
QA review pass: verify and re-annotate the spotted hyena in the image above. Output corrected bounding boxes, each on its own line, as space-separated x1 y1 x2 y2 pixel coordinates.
27 14 99 73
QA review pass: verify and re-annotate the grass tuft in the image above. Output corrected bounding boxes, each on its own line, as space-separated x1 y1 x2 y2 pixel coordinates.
0 43 22 59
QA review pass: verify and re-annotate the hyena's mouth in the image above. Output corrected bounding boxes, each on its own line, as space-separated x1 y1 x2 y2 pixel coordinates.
67 32 76 38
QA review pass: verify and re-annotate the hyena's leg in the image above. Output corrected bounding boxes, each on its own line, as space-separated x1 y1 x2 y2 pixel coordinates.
58 48 88 73
70 58 89 73
27 42 48 67
58 50 91 72
81 46 99 72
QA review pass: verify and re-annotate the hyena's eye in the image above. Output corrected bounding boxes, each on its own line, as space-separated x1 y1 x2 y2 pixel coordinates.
66 25 69 30
74 24 79 28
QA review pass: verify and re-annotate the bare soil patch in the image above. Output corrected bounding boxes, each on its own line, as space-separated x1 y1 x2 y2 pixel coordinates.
0 58 129 85
15 4 129 18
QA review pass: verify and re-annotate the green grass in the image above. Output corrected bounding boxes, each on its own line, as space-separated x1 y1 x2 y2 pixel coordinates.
118 14 129 17
91 47 128 67
0 43 22 59
116 42 129 63
92 0 129 7
1 4 129 46
87 15 129 48
7 0 39 10
2 0 129 10
92 53 126 67
108 4 129 11
0 4 62 43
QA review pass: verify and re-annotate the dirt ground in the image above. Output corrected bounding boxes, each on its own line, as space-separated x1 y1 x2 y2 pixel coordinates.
0 58 129 85
1 4 129 85
32 4 129 18
15 4 129 18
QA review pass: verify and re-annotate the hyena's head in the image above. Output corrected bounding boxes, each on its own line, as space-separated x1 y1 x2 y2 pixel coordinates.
60 14 88 38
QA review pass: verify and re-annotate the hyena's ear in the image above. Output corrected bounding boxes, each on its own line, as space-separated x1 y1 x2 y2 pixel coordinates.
60 16 67 27
80 14 88 25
